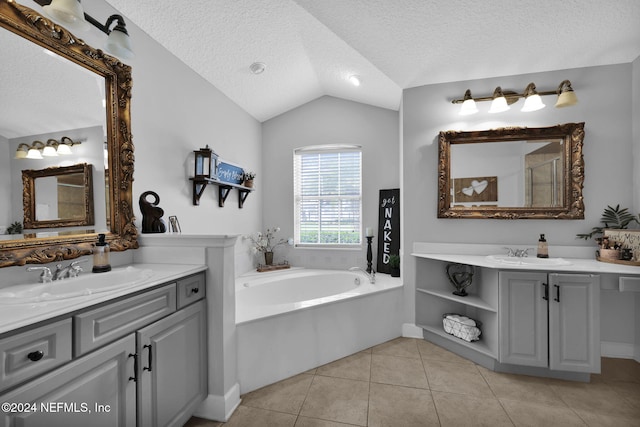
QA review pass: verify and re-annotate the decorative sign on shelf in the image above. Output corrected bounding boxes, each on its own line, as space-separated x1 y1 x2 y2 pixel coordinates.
603 229 640 255
217 160 244 185
376 188 400 274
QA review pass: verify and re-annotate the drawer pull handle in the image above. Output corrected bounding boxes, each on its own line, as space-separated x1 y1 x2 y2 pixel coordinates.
128 353 138 382
143 344 153 372
191 287 199 295
554 284 560 302
27 350 44 362
542 283 549 301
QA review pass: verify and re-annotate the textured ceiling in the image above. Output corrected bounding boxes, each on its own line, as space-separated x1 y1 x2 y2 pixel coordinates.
103 0 640 122
3 0 640 139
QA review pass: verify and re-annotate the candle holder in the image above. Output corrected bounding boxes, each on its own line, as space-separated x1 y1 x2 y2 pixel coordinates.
366 236 374 273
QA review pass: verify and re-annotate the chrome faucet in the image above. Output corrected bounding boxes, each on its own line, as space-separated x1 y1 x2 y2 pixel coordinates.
53 260 87 280
26 266 53 283
349 267 376 284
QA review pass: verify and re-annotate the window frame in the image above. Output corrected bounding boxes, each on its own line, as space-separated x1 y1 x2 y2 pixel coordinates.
293 144 363 248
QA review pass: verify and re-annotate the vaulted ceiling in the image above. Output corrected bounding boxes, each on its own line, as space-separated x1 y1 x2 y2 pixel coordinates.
103 0 640 122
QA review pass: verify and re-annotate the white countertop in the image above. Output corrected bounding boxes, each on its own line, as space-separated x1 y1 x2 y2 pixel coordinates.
0 263 207 335
412 252 640 275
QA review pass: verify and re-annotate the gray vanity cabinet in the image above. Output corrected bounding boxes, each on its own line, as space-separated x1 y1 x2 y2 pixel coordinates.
137 299 207 427
0 271 207 427
0 335 136 427
499 271 601 373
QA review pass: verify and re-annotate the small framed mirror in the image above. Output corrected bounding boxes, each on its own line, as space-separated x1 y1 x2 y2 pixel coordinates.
437 122 585 219
22 163 94 229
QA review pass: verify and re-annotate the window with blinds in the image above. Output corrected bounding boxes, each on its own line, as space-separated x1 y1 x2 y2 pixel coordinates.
294 145 362 246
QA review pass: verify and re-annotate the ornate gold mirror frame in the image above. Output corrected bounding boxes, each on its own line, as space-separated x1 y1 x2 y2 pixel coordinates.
0 0 137 267
437 122 585 219
22 163 94 229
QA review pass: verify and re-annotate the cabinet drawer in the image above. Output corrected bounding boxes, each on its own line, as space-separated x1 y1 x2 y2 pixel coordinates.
619 276 640 292
176 273 205 309
0 318 72 393
74 284 176 356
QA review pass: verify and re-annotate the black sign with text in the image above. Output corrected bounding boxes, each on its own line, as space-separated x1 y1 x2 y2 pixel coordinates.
376 189 400 274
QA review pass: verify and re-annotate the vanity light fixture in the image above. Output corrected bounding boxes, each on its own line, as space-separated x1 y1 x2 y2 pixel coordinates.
458 89 478 115
521 82 545 112
14 137 82 159
37 0 134 59
14 143 30 159
42 139 59 157
488 87 510 113
26 141 45 159
42 0 90 32
453 80 578 114
555 80 578 108
56 136 74 155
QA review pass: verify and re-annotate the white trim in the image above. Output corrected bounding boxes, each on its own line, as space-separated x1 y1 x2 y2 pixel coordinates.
294 144 361 154
402 323 424 338
194 383 241 422
601 341 636 359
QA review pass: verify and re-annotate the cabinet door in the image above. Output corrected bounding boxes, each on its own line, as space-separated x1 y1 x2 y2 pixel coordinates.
548 274 600 373
137 300 207 427
0 335 136 427
498 271 548 367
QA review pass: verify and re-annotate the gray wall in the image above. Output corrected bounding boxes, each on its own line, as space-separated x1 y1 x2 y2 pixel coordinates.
261 96 399 269
402 63 635 329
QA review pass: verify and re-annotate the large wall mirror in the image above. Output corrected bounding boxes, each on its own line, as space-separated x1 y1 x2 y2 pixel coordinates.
0 0 137 267
437 122 585 219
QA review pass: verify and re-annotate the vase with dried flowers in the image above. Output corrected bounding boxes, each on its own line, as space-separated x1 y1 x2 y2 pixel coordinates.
248 227 288 265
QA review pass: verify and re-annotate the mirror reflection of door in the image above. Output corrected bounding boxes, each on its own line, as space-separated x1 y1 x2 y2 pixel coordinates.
524 141 564 207
34 172 86 221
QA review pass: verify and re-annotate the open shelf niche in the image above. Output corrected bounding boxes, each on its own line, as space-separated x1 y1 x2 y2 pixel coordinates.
414 255 499 360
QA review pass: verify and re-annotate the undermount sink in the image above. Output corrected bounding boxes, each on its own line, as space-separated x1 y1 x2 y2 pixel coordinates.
486 254 572 266
0 266 154 305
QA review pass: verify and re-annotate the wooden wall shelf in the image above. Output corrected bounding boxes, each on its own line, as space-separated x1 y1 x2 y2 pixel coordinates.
190 177 254 208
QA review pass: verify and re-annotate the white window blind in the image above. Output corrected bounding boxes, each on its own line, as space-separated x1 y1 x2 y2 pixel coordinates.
294 145 362 246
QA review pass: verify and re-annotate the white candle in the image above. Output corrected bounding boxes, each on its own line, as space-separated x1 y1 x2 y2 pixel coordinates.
365 227 374 237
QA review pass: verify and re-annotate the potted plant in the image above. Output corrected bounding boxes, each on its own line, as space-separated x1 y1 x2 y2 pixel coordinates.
243 171 256 188
248 227 288 266
576 204 639 240
389 254 400 277
577 204 640 261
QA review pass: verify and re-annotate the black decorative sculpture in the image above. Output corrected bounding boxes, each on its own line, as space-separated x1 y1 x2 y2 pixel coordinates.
139 191 166 233
445 263 474 296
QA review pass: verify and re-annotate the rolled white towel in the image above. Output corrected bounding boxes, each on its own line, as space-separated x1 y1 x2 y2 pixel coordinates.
460 318 476 327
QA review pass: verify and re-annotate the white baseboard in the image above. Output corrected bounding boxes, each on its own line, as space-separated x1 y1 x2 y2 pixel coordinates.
402 323 424 338
601 341 636 359
194 383 241 422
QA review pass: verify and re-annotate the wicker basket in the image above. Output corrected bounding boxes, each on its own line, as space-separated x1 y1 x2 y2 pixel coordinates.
442 314 482 342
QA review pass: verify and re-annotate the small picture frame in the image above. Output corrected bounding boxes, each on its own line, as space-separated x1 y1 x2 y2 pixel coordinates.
168 215 181 233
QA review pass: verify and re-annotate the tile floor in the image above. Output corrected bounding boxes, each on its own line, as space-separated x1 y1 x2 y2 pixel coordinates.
184 337 640 427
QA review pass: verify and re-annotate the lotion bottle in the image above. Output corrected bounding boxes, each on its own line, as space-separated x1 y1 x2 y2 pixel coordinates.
92 233 112 273
537 234 549 258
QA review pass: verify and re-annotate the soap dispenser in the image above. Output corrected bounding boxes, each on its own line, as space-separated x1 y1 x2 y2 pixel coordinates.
92 233 112 273
537 234 549 258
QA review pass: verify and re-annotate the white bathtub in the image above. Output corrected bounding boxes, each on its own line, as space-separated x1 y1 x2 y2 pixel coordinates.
236 268 403 393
